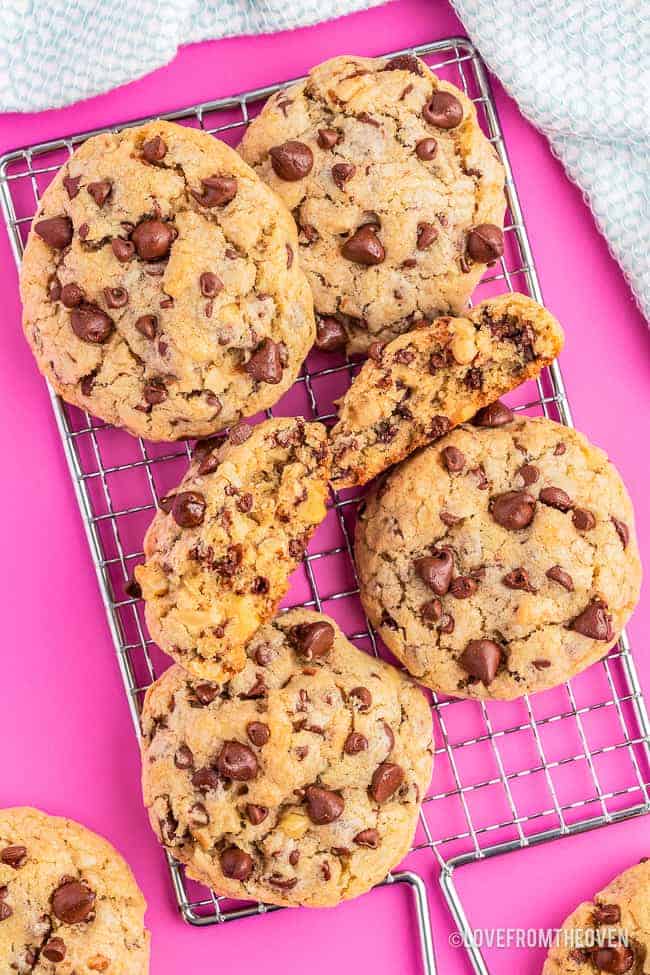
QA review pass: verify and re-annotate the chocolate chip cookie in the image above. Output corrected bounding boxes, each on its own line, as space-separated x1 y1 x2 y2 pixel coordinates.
135 418 330 681
20 120 315 441
355 416 641 699
0 806 150 973
330 293 564 488
543 859 650 974
141 609 433 908
239 54 506 355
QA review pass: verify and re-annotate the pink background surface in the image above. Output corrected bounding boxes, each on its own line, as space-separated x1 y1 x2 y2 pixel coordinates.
1 1 648 972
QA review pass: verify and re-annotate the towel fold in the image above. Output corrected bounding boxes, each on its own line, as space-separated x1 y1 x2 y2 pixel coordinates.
450 0 650 320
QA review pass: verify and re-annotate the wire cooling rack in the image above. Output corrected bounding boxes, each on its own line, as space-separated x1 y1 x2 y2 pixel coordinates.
2 36 649 975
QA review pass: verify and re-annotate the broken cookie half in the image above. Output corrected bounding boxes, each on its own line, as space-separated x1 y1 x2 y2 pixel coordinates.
330 293 564 489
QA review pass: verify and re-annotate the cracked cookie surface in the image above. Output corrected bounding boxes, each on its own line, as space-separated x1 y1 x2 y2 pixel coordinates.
20 120 315 441
330 293 564 488
239 54 506 354
141 608 433 908
355 416 641 700
543 859 650 973
135 418 330 681
0 806 149 974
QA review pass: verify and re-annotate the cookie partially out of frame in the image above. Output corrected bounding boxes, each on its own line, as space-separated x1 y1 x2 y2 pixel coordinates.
239 53 506 355
543 859 650 974
355 416 641 700
0 806 150 974
136 417 330 681
141 609 433 908
20 120 315 441
330 293 564 488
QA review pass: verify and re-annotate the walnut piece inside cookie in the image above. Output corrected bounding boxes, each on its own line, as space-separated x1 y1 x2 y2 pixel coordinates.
19 120 315 441
239 54 506 354
140 609 433 908
330 293 564 489
355 416 641 700
135 417 331 681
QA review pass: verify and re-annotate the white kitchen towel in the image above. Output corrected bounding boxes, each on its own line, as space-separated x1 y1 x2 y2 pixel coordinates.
0 0 383 112
451 0 650 320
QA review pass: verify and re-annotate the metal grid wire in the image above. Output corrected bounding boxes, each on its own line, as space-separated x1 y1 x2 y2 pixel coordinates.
1 36 649 975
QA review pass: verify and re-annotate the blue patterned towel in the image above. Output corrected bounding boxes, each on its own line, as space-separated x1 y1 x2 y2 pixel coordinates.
451 0 650 321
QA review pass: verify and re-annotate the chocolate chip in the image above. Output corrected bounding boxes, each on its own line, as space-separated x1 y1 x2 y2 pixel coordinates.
466 224 504 263
190 802 210 826
269 141 313 181
415 549 454 595
247 721 270 747
191 767 219 791
612 517 629 549
533 659 551 670
103 286 128 309
423 90 463 128
125 577 141 599
131 219 175 261
518 464 539 485
592 945 635 973
305 786 344 824
200 272 223 297
473 400 513 427
71 304 114 344
429 415 451 439
87 180 111 207
48 276 62 301
421 598 442 622
344 732 368 755
229 422 252 445
245 339 283 384
191 175 238 207
142 135 167 163
51 879 95 924
332 163 356 189
42 937 66 962
539 486 573 511
354 829 379 848
78 222 89 239
292 621 334 660
63 175 81 199
502 568 535 591
546 565 574 590
174 745 193 769
171 491 206 528
35 216 73 249
61 283 84 308
246 804 268 826
459 639 503 685
349 686 372 711
594 903 621 925
135 314 158 339
341 225 385 265
450 576 478 599
384 54 423 74
570 600 614 641
417 221 438 250
317 128 340 149
217 741 259 781
194 682 218 705
441 446 465 472
0 902 11 921
315 316 347 351
370 763 404 803
573 508 596 531
490 491 536 530
220 847 253 881
1 845 26 869
111 237 135 262
415 137 438 160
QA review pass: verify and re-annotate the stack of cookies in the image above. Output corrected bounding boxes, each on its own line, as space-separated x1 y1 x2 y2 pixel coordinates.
14 50 641 930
